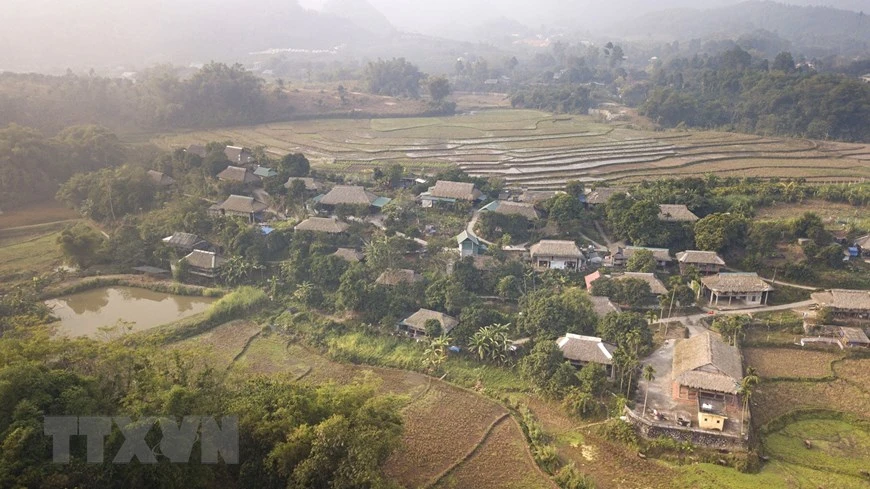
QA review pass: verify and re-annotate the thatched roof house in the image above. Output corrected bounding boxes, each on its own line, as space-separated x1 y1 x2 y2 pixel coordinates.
217 165 260 184
426 180 482 201
294 217 349 234
181 250 227 279
224 145 254 164
672 333 742 396
332 248 364 263
615 272 668 296
162 232 211 252
284 177 321 192
811 289 870 318
701 273 772 307
399 308 458 337
479 200 540 220
658 204 699 222
588 295 621 318
376 268 423 286
676 250 726 274
609 246 672 268
585 186 628 205
147 170 175 186
319 185 387 207
208 195 268 222
556 334 616 375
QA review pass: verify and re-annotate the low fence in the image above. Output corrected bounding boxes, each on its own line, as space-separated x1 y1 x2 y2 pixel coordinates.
623 407 749 452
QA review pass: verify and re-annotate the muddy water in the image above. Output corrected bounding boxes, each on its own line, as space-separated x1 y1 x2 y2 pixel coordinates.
46 286 216 337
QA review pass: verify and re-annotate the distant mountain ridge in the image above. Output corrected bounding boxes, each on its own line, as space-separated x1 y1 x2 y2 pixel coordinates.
615 1 870 54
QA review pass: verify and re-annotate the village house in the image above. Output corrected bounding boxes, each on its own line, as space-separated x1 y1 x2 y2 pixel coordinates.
217 165 260 185
584 186 628 206
853 234 870 257
456 230 486 257
185 144 207 158
700 272 773 307
252 166 278 178
588 295 622 318
161 232 213 253
811 289 870 320
556 334 616 378
284 177 322 192
208 195 268 223
530 240 585 270
675 250 726 275
515 190 560 204
224 145 255 165
838 327 870 348
179 250 227 279
317 185 391 210
658 204 699 223
294 217 349 234
608 246 672 269
478 200 540 220
399 308 458 337
147 170 175 187
419 180 482 207
376 268 423 287
332 248 364 263
614 272 669 297
672 333 743 431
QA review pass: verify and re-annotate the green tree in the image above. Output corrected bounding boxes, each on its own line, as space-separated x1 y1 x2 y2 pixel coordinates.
642 364 656 417
424 318 443 337
694 213 747 253
422 335 451 373
625 249 657 273
279 153 310 177
428 76 451 102
56 223 105 268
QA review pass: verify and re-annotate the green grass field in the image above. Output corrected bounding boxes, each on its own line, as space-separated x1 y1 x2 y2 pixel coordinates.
153 110 870 188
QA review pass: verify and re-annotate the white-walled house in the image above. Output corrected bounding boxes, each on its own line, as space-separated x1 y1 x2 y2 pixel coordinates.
530 240 585 270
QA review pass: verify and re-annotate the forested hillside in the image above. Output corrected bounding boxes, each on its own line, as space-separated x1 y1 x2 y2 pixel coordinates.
639 47 870 141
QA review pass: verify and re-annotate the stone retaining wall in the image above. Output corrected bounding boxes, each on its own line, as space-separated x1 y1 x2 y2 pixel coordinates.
624 408 749 452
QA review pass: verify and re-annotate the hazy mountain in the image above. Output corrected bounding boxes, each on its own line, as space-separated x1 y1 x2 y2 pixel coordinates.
322 0 396 37
615 1 870 55
0 0 380 73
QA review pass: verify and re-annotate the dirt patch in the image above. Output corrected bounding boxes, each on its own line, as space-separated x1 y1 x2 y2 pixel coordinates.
432 418 553 489
173 320 262 367
744 348 840 379
833 358 870 391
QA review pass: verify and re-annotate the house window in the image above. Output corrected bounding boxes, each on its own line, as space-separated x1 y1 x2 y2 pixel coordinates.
565 261 577 269
751 296 757 302
538 260 550 268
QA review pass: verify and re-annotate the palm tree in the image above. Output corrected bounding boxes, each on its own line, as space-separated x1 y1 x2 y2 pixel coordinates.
423 334 452 373
469 328 490 361
738 367 760 434
642 364 656 417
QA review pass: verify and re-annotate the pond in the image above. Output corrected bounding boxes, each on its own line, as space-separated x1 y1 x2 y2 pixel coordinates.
45 286 216 337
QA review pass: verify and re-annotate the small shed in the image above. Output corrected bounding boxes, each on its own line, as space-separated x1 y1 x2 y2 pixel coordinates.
839 327 870 348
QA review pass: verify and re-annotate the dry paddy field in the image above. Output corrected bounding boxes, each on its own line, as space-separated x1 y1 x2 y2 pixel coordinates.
743 347 840 379
178 329 550 489
155 110 870 188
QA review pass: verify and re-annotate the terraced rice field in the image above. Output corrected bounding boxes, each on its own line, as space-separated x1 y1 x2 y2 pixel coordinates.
155 109 870 189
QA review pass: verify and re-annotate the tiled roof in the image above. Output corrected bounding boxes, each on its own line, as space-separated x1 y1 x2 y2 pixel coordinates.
701 273 773 293
811 289 870 311
556 334 616 365
294 217 349 233
253 166 277 178
427 180 482 201
217 165 259 184
215 195 268 214
224 145 253 164
516 190 560 203
456 230 480 245
319 185 379 206
615 272 669 295
673 333 742 395
658 204 699 222
676 250 726 266
376 268 423 286
530 240 583 258
401 309 458 334
182 250 227 270
839 327 870 345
